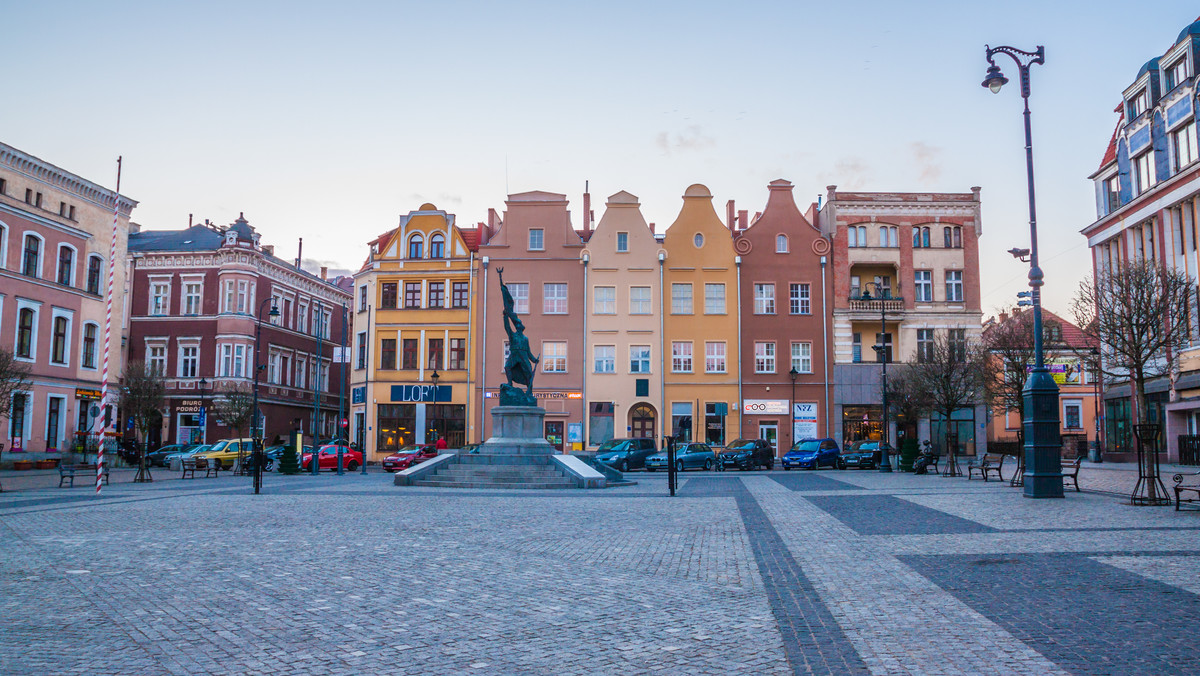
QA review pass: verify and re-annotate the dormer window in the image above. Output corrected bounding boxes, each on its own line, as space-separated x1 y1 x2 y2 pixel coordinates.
429 233 445 259
528 228 544 251
1166 58 1189 91
1130 88 1149 117
776 234 789 253
407 234 424 259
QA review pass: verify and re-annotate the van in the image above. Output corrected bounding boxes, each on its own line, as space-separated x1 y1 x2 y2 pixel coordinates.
594 438 658 472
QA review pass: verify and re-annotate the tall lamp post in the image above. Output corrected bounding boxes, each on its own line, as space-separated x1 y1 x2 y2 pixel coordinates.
198 377 208 446
861 283 895 472
983 44 1063 498
429 369 440 445
1090 347 1104 462
789 367 799 448
251 299 280 495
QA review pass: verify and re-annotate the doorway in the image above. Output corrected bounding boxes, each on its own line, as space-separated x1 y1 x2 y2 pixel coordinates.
630 404 656 439
758 421 778 454
544 421 564 452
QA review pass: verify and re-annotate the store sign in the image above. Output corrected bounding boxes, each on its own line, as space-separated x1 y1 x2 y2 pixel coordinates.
75 388 102 400
1028 358 1082 385
352 386 366 404
390 385 452 402
742 399 789 415
793 402 819 441
485 391 582 400
567 422 583 443
177 399 203 414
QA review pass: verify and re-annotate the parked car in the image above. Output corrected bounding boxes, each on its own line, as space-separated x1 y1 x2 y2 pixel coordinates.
257 445 312 472
718 438 775 471
782 438 840 470
146 444 197 467
166 444 213 471
382 443 437 472
194 438 255 470
839 441 883 470
460 443 482 454
645 442 717 471
302 444 363 472
594 438 658 472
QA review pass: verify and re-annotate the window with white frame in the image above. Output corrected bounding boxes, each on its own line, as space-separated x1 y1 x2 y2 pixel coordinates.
147 344 167 375
56 245 74 286
81 322 98 369
1172 121 1197 173
321 309 331 339
220 344 233 377
914 270 933 302
239 281 251 313
359 285 367 312
268 351 280 384
630 345 651 373
789 283 810 315
852 332 862 363
671 283 693 314
754 341 776 373
616 232 629 252
754 283 775 314
593 345 615 373
528 228 544 251
776 234 788 253
593 286 615 314
223 280 235 313
913 226 931 248
791 341 812 373
1166 58 1189 90
847 225 867 247
150 281 170 315
1133 151 1154 195
945 270 963 302
1063 400 1083 429
183 282 202 315
1130 88 1148 117
629 286 651 314
298 301 309 333
22 233 42 277
295 354 307 388
179 344 199 378
234 344 247 377
86 255 102 294
917 328 934 363
705 341 726 373
508 283 529 314
542 341 567 372
879 226 897 247
704 283 725 314
672 341 693 373
356 331 366 369
429 233 445 258
50 311 71 365
543 282 568 314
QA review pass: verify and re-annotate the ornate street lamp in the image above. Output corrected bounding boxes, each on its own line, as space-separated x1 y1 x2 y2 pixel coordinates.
789 366 799 448
252 299 280 494
198 377 208 446
983 44 1063 498
430 369 441 445
861 283 895 472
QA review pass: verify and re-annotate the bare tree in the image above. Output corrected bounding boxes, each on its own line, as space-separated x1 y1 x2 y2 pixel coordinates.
121 361 166 481
210 381 255 440
1071 259 1193 423
907 331 991 474
884 365 931 470
982 308 1062 425
0 348 32 419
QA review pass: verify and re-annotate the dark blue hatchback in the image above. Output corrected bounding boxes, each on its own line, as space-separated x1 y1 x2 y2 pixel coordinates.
781 438 840 470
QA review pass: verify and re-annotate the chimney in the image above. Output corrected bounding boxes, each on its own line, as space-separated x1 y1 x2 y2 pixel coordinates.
487 208 501 244
296 237 303 269
582 181 592 234
262 244 274 256
188 213 193 227
738 210 749 231
320 266 328 281
727 200 736 231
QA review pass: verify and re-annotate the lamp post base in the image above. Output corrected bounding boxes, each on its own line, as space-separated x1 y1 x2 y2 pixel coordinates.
1023 369 1063 499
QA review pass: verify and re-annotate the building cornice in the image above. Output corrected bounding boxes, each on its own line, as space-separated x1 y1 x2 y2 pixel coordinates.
0 142 137 215
0 202 95 240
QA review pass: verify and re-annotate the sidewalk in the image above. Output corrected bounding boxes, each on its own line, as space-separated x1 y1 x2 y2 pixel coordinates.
0 467 139 492
1076 460 1195 497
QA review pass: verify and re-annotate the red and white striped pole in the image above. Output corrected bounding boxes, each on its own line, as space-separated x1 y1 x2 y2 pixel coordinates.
97 157 122 494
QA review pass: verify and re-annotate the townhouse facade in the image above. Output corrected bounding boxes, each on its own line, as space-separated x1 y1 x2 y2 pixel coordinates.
819 186 985 455
127 215 350 448
1082 18 1200 462
1 142 136 458
351 204 479 465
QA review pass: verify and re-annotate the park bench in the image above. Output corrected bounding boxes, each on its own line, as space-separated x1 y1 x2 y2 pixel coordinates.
180 458 210 479
967 453 1006 482
1062 457 1082 492
1172 470 1200 510
58 464 109 488
913 452 940 475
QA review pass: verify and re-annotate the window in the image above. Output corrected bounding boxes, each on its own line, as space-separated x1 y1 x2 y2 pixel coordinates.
630 345 651 374
507 283 529 314
629 286 651 314
672 402 693 442
1133 151 1154 195
945 270 963 302
428 281 445 308
449 338 466 370
82 323 98 369
672 341 693 373
879 226 897 247
852 333 862 363
874 332 892 364
56 246 74 286
46 396 63 451
1064 401 1083 429
220 344 233 376
10 393 28 445
913 226 931 248
408 234 424 259
359 285 367 312
789 283 810 315
404 282 422 309
22 234 41 277
943 226 962 248
917 329 934 363
754 284 775 314
948 328 967 361
693 233 704 248
697 283 723 315
402 338 418 369
297 302 308 333
86 256 102 294
616 232 629 252
671 283 693 314
543 341 567 372
151 282 170 315
1130 88 1148 117
848 225 867 247
173 344 197 378
754 341 776 373
791 342 812 373
528 228 544 251
148 344 167 375
705 341 726 373
593 286 615 314
776 234 789 253
594 345 615 373
427 338 443 369
543 283 568 314
51 316 69 364
1166 58 1189 90
380 339 397 369
237 281 250 313
429 233 445 259
1103 176 1121 214
1172 121 1197 173
356 332 366 369
381 282 398 309
452 281 469 308
295 357 307 389
914 270 933 302
183 282 202 315
278 354 289 386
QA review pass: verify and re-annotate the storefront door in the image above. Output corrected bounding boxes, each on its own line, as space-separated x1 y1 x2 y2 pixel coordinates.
544 421 564 452
758 421 778 452
630 404 656 439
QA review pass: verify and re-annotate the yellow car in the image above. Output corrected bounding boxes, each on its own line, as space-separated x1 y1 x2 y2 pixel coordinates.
194 438 255 470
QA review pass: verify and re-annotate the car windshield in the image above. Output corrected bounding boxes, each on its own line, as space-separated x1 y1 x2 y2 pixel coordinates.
680 445 706 453
853 442 879 452
596 440 631 452
727 440 756 450
208 441 231 452
791 441 821 452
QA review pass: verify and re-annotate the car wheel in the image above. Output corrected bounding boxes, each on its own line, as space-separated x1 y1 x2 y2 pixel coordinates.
837 460 846 470
619 461 628 473
767 460 774 470
704 459 713 471
263 459 275 472
347 461 359 471
676 461 684 472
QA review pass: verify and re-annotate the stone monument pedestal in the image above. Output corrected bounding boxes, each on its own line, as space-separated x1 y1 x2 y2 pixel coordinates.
484 406 555 455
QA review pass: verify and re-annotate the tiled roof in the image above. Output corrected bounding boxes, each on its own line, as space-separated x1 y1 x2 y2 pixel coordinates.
128 224 224 252
459 227 481 251
1097 108 1124 171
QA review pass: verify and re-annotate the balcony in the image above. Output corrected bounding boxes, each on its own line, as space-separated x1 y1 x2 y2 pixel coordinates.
847 297 904 313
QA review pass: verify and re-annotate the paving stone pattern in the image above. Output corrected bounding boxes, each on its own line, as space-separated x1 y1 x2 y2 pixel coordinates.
1 468 1198 675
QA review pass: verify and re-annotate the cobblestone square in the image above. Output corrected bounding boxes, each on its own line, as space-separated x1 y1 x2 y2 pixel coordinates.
1 468 1198 675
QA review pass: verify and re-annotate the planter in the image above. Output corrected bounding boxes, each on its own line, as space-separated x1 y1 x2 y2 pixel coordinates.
11 460 33 471
35 460 59 470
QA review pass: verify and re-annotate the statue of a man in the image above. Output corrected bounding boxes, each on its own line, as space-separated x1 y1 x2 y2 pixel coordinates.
497 268 538 399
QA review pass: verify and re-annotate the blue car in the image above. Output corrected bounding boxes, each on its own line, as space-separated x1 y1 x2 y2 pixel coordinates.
781 438 840 470
644 442 717 472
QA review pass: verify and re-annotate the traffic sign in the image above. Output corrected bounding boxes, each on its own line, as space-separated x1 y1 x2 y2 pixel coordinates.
340 417 349 428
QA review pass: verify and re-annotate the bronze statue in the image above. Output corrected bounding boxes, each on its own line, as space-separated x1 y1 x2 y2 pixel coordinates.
497 268 539 407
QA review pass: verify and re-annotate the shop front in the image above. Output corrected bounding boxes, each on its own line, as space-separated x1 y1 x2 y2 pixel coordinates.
378 384 465 452
742 399 789 453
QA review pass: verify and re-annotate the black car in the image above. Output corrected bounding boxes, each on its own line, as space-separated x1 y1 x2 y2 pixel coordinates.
840 441 885 469
719 438 775 471
594 438 658 472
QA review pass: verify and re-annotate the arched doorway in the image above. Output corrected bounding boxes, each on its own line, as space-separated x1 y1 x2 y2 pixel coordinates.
629 404 656 439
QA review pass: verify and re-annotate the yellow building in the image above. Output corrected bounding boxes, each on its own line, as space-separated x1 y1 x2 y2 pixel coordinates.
351 204 479 463
662 185 741 446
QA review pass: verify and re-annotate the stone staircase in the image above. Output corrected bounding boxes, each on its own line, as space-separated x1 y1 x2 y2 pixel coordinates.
413 453 577 489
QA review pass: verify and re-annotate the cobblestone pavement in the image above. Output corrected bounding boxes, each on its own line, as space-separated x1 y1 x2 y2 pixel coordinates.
1 467 1197 675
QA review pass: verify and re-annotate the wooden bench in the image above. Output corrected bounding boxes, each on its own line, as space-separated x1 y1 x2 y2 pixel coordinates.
180 458 204 479
1062 457 1082 492
58 464 109 488
913 453 940 475
1172 470 1200 510
967 453 1006 482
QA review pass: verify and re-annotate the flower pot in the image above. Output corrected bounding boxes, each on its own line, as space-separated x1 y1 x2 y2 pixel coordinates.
11 460 33 471
35 460 59 470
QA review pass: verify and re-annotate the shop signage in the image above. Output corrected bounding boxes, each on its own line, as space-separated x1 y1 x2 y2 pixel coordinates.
1027 358 1082 385
485 390 582 400
793 402 819 441
352 386 366 404
177 399 203 414
742 399 789 415
567 422 583 443
390 385 452 403
75 388 102 400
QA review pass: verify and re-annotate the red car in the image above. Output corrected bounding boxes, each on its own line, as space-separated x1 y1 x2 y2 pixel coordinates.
382 443 438 472
301 445 363 472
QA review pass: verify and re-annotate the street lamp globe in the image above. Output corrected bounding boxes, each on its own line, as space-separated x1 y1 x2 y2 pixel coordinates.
982 64 1008 93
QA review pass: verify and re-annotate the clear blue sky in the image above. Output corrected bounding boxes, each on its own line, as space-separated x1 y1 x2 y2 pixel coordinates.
5 1 1198 319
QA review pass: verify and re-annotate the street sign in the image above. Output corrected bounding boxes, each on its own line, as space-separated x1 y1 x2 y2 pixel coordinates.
340 418 349 428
